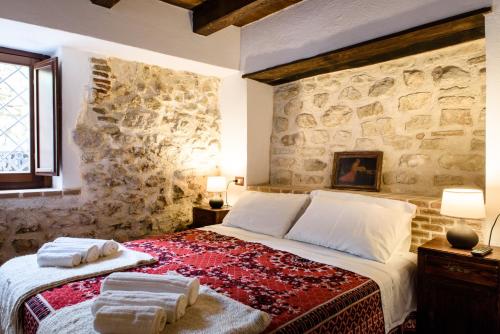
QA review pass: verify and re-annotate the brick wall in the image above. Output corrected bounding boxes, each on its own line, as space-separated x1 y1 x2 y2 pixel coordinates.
247 185 484 252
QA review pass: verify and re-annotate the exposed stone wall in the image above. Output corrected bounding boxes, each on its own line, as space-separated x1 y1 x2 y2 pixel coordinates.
247 185 484 251
0 57 220 263
270 40 486 196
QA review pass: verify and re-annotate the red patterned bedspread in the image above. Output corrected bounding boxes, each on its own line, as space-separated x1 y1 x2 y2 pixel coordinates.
22 230 385 334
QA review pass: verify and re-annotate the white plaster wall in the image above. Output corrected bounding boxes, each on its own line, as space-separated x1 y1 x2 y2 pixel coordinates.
246 79 274 185
219 74 248 204
241 0 492 73
56 47 96 189
485 6 500 245
0 0 240 70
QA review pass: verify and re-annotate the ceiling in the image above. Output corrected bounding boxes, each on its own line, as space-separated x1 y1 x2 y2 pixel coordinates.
91 0 304 35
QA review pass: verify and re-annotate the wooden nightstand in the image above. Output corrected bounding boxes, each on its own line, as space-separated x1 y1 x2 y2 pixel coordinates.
418 237 500 333
191 206 230 228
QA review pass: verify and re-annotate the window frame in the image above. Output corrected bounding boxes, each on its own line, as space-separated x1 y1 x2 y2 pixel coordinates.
0 47 52 190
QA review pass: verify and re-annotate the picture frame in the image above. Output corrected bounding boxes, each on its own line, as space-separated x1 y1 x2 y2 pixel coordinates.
332 151 383 192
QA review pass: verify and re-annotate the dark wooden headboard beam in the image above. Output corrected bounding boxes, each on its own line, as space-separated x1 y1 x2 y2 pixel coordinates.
243 7 491 85
90 0 121 8
160 0 204 10
193 0 303 36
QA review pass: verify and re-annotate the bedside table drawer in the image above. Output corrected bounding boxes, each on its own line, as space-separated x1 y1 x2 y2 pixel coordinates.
425 254 498 288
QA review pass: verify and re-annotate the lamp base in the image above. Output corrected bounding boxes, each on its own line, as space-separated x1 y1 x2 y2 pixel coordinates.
209 198 224 209
447 224 479 249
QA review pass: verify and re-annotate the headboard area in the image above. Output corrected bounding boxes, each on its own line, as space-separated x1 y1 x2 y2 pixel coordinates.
247 185 484 252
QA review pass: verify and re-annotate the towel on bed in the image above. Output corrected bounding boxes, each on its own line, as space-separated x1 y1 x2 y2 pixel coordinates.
37 286 271 334
94 305 167 334
92 290 187 323
39 242 100 263
54 237 120 257
0 248 156 334
37 252 82 268
101 272 200 306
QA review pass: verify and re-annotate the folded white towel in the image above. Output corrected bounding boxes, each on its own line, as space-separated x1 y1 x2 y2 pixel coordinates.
101 272 200 305
37 252 82 268
93 305 166 334
39 242 100 263
91 290 187 323
54 237 120 257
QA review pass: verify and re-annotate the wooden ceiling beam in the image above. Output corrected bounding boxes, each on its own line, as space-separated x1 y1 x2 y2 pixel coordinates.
243 7 491 86
90 0 121 9
193 0 303 36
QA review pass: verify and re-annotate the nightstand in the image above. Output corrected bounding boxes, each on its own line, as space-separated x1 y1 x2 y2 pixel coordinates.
417 237 500 333
191 206 230 228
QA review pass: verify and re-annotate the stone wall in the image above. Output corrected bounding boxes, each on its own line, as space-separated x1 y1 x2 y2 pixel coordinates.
0 57 221 263
270 40 486 196
247 185 484 252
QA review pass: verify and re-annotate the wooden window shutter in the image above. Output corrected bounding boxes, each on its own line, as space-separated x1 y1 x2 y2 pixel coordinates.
34 57 61 176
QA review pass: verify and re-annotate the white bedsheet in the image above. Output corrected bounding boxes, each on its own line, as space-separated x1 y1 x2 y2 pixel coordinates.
202 225 417 333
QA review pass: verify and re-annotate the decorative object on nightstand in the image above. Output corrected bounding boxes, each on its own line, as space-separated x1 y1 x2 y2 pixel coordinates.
206 176 226 209
192 206 229 228
440 188 485 249
417 237 500 333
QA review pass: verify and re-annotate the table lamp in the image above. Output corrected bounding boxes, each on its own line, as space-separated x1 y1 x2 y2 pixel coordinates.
440 188 486 249
206 176 226 209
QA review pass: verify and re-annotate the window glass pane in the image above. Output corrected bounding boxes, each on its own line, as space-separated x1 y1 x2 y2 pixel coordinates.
0 62 30 173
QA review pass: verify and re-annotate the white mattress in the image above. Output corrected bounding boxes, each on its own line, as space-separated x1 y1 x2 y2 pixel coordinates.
202 224 417 333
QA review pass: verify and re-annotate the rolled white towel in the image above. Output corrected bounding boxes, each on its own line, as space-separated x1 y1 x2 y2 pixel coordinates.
54 237 119 257
93 305 166 334
37 252 82 268
39 242 100 263
101 272 200 305
91 290 187 323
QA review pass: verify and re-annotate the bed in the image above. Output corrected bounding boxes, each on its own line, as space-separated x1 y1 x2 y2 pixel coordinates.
19 224 416 334
2 190 418 334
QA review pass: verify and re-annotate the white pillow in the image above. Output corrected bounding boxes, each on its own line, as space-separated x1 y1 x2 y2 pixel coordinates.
285 196 413 263
222 191 310 238
310 190 416 252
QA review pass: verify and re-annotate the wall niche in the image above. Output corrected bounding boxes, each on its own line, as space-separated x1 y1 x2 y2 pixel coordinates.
270 39 486 196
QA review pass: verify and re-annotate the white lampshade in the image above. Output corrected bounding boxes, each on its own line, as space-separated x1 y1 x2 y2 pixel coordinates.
206 176 226 193
440 188 486 219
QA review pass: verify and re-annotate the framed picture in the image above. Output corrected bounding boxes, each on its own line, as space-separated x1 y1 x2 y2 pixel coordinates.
332 151 383 192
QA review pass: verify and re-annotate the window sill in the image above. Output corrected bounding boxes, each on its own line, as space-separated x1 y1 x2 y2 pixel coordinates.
0 188 81 199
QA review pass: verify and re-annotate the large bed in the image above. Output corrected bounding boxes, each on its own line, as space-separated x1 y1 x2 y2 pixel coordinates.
19 224 416 334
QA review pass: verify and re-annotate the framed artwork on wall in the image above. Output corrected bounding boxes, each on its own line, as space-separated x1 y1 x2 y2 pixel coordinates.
332 151 383 192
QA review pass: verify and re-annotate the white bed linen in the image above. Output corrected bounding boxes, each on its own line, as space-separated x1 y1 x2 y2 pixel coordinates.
201 224 417 333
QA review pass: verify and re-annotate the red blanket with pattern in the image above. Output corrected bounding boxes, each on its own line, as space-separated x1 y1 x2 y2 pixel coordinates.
22 230 385 334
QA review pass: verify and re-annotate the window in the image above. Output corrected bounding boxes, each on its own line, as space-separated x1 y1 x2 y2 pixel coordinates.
0 47 60 190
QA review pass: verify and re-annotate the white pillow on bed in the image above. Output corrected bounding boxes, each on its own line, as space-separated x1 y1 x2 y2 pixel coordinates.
222 191 310 238
310 190 416 252
285 195 414 263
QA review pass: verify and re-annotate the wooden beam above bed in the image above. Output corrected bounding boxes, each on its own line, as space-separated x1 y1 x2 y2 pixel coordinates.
243 7 491 86
90 0 121 8
193 0 303 36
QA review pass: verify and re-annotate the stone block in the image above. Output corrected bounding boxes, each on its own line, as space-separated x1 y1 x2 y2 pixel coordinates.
281 132 306 146
320 105 353 127
339 86 362 100
438 154 484 172
434 175 464 186
398 92 431 112
313 93 329 108
383 135 412 150
309 130 330 144
383 171 418 185
296 113 317 128
357 102 383 119
271 170 293 185
405 115 432 131
440 109 472 126
438 96 474 108
403 70 425 88
284 98 303 115
368 77 395 97
399 154 430 168
303 159 328 172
